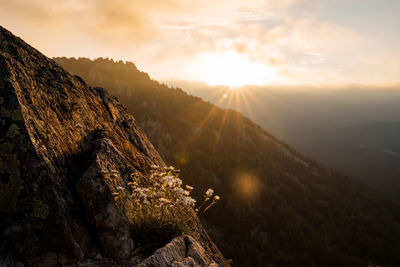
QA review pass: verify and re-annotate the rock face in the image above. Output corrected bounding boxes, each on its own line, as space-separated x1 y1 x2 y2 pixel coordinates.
0 26 226 266
139 235 218 267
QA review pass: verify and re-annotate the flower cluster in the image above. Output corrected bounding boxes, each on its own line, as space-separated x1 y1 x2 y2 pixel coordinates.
109 165 220 231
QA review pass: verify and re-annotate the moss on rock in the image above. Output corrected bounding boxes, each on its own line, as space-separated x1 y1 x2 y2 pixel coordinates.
0 152 23 212
0 107 11 117
0 142 13 153
33 200 49 219
6 123 20 138
11 109 23 121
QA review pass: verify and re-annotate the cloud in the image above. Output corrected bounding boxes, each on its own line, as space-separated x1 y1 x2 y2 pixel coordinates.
0 0 68 27
131 0 362 85
82 0 182 44
0 0 180 45
0 0 322 49
0 0 398 85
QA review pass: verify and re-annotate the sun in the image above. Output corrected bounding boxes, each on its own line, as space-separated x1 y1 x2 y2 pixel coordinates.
196 51 277 87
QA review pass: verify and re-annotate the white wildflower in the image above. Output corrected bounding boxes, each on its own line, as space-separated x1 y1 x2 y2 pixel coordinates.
214 195 220 201
205 188 214 197
174 187 185 195
181 196 196 206
164 175 175 180
185 185 194 191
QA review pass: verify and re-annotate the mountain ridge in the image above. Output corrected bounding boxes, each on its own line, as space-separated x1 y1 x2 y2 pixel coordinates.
56 56 400 266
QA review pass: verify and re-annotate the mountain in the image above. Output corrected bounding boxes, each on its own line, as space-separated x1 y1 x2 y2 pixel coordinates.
0 26 226 266
165 82 400 200
56 57 400 266
275 121 400 201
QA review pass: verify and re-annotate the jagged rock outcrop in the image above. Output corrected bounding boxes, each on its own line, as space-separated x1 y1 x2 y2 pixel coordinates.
0 26 226 266
139 235 218 267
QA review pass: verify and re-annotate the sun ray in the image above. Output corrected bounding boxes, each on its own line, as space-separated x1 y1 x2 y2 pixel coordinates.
237 89 255 120
175 91 235 163
211 92 237 149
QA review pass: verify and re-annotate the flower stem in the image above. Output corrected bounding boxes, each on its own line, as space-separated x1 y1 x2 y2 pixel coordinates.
199 201 216 216
195 197 209 213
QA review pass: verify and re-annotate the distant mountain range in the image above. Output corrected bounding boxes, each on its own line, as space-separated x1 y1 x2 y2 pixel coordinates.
166 80 400 129
56 57 400 267
276 121 400 201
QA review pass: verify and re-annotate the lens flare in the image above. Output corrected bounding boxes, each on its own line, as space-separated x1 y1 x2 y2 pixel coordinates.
233 172 261 201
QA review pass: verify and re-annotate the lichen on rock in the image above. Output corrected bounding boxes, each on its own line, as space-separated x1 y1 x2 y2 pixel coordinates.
5 123 20 138
33 200 49 219
0 152 23 212
10 110 23 121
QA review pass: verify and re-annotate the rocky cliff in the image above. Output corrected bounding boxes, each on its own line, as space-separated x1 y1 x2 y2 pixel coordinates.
0 26 226 266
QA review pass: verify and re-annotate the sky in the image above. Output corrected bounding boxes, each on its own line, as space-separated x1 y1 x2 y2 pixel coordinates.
0 0 399 87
